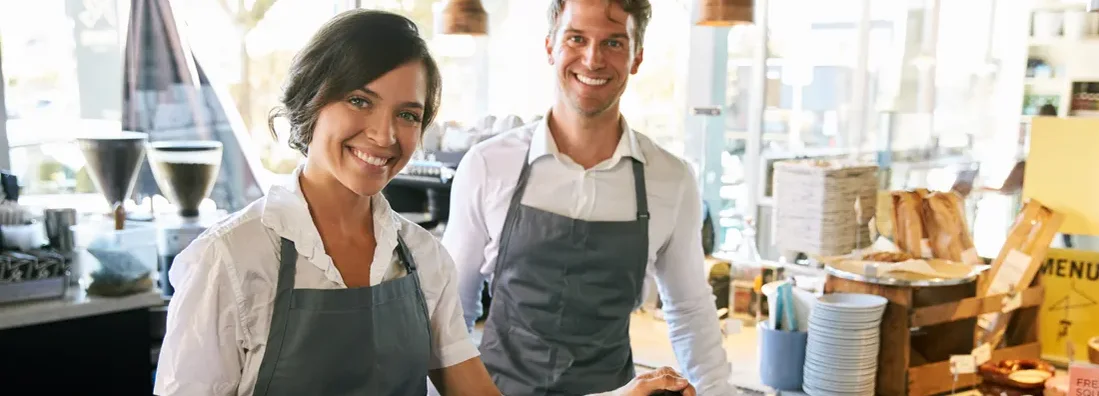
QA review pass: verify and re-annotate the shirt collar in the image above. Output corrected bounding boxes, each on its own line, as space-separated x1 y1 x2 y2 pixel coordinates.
528 109 647 165
259 162 401 285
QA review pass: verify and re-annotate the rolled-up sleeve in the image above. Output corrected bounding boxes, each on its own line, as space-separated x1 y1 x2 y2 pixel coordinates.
654 166 733 396
441 148 491 332
154 237 245 396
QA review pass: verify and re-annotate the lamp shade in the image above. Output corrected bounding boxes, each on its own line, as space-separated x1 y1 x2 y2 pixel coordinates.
440 0 488 35
697 0 753 26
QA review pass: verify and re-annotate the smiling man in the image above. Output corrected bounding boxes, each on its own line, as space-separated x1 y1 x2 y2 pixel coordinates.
442 0 734 395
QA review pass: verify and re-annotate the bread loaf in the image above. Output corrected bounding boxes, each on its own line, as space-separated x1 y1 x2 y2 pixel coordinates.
922 192 975 262
891 191 925 258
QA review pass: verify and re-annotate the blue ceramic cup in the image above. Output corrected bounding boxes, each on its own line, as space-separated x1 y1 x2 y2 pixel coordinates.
759 324 808 391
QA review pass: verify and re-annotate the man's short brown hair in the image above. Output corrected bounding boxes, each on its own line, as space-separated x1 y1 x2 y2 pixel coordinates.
546 0 652 52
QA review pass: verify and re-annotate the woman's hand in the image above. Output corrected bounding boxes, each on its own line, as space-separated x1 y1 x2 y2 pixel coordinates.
614 367 696 396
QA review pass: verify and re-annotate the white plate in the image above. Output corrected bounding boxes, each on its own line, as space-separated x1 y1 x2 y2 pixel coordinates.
802 382 853 396
806 341 880 360
816 293 888 311
809 333 879 347
804 370 876 387
807 332 881 347
805 351 878 370
803 359 877 378
811 305 885 319
804 371 875 394
809 324 880 340
812 303 886 320
810 311 885 326
806 342 880 358
802 383 851 396
807 339 880 353
806 348 879 362
808 312 883 327
804 371 876 389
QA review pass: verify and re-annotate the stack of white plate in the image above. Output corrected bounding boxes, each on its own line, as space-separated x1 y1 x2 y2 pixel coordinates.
802 293 888 396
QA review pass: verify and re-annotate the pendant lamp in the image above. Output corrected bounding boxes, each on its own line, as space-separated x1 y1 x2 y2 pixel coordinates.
440 0 488 35
696 0 754 26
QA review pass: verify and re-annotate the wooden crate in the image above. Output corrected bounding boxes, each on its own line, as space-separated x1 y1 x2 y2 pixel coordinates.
824 275 1043 396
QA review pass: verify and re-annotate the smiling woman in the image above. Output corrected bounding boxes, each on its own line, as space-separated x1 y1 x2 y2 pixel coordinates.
153 9 503 396
269 11 440 196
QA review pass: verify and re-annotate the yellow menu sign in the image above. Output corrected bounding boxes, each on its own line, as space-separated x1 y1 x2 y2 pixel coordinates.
1024 117 1099 235
1039 248 1099 364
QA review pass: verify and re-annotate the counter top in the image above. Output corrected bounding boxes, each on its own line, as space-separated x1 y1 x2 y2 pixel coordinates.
0 286 165 330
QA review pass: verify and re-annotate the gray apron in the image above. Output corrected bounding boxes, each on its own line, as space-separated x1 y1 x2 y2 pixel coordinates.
480 147 650 395
252 236 431 396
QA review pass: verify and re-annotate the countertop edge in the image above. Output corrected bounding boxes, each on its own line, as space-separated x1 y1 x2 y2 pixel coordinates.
0 289 165 330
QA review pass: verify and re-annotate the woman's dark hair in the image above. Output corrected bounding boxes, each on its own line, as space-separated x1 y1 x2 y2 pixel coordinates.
269 10 442 155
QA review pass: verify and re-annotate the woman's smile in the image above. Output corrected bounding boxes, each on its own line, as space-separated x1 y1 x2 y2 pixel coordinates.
347 146 394 174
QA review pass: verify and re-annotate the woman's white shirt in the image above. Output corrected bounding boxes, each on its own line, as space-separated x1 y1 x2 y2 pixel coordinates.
153 166 480 396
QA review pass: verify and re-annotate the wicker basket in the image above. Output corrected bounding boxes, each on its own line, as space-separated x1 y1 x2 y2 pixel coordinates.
773 160 878 256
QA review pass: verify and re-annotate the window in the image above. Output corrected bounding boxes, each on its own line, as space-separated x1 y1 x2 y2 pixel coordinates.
1 0 123 202
175 0 347 175
2 0 694 214
713 0 1022 259
363 1 691 154
0 0 279 213
478 2 691 154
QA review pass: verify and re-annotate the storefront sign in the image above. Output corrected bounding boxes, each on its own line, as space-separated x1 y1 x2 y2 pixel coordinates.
1039 248 1099 364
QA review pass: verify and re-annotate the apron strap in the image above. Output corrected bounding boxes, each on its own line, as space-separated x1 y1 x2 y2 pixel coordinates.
395 234 432 333
629 159 648 220
395 234 417 272
490 145 537 296
253 238 299 396
507 144 537 213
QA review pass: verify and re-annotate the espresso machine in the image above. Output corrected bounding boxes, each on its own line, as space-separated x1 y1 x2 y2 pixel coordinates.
146 141 224 297
383 159 458 237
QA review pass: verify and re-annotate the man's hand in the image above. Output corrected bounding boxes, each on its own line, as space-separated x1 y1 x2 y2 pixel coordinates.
614 367 696 396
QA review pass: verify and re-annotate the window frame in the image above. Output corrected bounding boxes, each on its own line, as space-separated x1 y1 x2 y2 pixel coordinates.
0 41 10 171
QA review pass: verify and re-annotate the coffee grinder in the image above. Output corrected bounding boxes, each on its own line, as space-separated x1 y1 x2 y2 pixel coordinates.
146 141 224 297
76 132 162 296
76 132 149 228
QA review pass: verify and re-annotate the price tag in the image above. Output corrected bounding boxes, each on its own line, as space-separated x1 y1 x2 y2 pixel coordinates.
1002 292 1023 313
977 313 995 330
961 248 981 265
920 238 933 258
950 354 976 374
972 343 992 365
